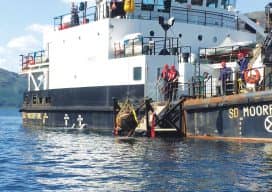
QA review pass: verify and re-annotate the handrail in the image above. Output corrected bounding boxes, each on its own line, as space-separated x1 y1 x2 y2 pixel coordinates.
54 6 96 31
153 65 268 103
199 44 255 64
53 3 238 30
114 36 191 58
20 50 49 70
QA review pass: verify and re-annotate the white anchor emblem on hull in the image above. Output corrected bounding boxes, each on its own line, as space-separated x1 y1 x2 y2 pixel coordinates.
264 116 272 133
64 114 70 127
77 114 86 128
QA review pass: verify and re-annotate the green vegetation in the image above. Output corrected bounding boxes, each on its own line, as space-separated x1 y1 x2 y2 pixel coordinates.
0 68 26 107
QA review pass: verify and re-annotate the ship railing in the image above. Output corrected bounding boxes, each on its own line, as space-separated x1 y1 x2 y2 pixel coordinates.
188 66 267 98
152 80 210 102
199 44 256 64
54 6 96 31
53 2 238 30
151 79 211 102
119 3 237 29
153 65 269 102
114 36 190 58
169 6 237 29
189 66 268 98
20 50 49 71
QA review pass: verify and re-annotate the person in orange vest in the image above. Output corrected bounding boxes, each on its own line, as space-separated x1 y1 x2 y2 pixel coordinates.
244 63 260 91
168 65 180 101
158 64 170 101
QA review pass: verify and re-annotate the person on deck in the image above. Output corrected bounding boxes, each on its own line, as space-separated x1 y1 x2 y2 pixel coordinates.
237 52 249 80
219 61 232 95
110 0 126 18
168 65 180 101
159 64 170 101
244 63 261 91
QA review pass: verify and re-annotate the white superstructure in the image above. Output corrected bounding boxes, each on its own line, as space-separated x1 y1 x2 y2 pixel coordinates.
21 0 258 100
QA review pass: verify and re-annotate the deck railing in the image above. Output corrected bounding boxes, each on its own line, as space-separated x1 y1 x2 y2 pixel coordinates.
20 50 49 70
53 3 238 31
152 66 270 102
114 36 191 57
199 44 256 64
54 6 96 31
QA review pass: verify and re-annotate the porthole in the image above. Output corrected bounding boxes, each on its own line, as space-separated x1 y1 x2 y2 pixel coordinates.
45 97 51 104
32 95 37 104
39 97 43 104
213 36 217 43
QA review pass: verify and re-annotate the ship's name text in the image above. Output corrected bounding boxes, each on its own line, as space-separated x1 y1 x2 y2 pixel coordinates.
229 104 272 118
243 105 272 117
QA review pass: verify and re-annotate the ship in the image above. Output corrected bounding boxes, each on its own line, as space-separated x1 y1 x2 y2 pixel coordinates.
20 0 272 141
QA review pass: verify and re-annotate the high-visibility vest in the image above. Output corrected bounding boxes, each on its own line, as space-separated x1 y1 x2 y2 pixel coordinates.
168 70 177 81
161 70 168 81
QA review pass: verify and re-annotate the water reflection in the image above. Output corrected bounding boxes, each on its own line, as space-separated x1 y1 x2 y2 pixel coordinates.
0 109 272 191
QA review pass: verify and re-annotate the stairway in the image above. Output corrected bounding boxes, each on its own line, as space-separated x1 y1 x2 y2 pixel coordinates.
262 30 272 65
237 13 266 38
135 99 185 135
263 31 272 51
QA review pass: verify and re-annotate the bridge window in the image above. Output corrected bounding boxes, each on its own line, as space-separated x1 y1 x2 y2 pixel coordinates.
175 0 187 4
213 36 217 43
206 0 218 8
133 67 142 81
157 0 171 12
142 0 155 11
221 0 236 9
39 97 43 104
45 97 51 104
157 0 164 10
32 95 37 104
191 0 203 6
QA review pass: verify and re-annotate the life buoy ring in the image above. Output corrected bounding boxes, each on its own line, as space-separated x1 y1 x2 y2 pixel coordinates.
244 69 260 84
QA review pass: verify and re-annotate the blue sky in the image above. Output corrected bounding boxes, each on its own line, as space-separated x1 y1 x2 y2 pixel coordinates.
0 0 270 72
236 0 271 13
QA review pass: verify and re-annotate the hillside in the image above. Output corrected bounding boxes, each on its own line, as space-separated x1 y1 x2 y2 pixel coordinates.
0 68 27 107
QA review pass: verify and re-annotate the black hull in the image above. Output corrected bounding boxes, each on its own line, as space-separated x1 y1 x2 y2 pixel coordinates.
21 85 145 131
21 85 272 141
184 91 272 141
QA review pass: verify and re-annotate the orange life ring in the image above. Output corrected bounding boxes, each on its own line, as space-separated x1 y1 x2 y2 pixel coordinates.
244 69 260 84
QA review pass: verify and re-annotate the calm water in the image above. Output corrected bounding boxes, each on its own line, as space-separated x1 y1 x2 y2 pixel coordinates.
0 108 272 191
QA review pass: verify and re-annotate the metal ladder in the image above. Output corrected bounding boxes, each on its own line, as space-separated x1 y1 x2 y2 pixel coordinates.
263 30 272 51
